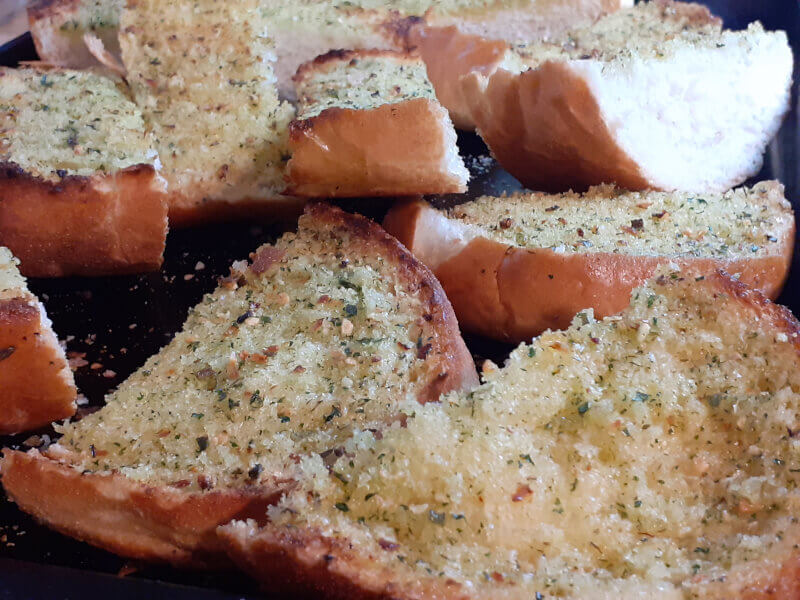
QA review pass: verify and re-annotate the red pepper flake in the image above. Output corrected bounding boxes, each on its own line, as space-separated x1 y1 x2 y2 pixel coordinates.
378 539 399 551
491 572 504 582
170 479 191 488
417 343 432 360
197 474 214 490
397 342 411 351
156 429 171 438
265 345 279 357
317 295 330 304
577 228 584 238
545 205 560 212
499 217 514 229
630 219 644 231
652 210 668 219
512 484 533 502
293 365 306 373
557 217 567 226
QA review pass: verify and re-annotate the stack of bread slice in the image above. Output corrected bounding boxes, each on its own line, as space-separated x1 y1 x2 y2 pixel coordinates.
0 66 168 277
0 247 76 434
221 271 800 599
1 203 477 564
459 0 793 192
385 181 795 341
287 49 468 198
28 0 631 98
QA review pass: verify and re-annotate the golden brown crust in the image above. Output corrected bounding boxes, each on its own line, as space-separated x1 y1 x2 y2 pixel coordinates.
384 198 794 342
0 202 476 567
0 164 168 277
462 63 651 193
286 98 467 198
0 449 284 567
292 48 422 87
221 272 800 600
0 297 76 434
408 25 509 131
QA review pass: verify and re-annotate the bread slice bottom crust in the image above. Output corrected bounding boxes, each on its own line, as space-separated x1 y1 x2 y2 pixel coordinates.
286 98 467 198
384 198 794 342
0 164 168 277
0 295 76 434
217 273 800 600
166 192 306 229
0 203 477 566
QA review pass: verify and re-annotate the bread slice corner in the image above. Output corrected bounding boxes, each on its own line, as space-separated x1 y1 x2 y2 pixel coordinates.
384 181 794 342
0 247 76 434
218 269 800 599
0 202 477 565
461 0 792 192
286 49 468 198
0 66 168 277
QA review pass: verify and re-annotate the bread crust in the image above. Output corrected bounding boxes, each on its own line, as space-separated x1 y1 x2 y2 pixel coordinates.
0 163 168 277
383 195 794 342
288 50 467 198
0 296 76 434
409 0 629 131
28 0 121 69
0 202 477 566
459 1 789 193
0 449 282 567
167 193 306 229
220 272 800 600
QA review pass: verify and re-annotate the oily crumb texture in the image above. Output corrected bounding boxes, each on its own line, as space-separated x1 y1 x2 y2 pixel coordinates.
119 0 294 209
0 67 153 182
294 50 435 120
252 272 800 599
55 204 473 491
451 182 793 259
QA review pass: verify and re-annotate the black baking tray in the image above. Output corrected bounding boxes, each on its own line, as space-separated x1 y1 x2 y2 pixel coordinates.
1 1 799 597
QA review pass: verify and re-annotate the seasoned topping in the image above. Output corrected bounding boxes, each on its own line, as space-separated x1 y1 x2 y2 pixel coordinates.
0 68 153 181
295 51 435 120
450 182 792 259
57 211 442 490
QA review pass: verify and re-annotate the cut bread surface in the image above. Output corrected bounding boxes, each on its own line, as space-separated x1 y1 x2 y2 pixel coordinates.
0 66 168 277
0 247 76 434
1 204 477 563
222 272 800 599
119 0 300 225
463 0 793 192
287 49 468 197
383 182 794 341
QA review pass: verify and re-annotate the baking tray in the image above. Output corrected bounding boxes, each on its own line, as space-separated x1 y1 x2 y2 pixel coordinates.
1 1 799 597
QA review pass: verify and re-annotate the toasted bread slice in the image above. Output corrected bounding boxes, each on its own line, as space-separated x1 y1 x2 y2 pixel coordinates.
118 0 301 226
0 66 168 277
287 49 468 198
410 0 631 130
0 247 76 434
27 0 123 69
1 203 477 566
462 0 793 193
384 181 795 342
222 270 800 599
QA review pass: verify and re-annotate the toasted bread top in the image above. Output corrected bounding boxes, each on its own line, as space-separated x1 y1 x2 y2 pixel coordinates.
294 49 435 120
0 248 26 300
119 0 294 203
28 0 123 38
257 271 800 597
443 181 793 259
54 204 475 492
500 0 723 72
0 66 153 182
